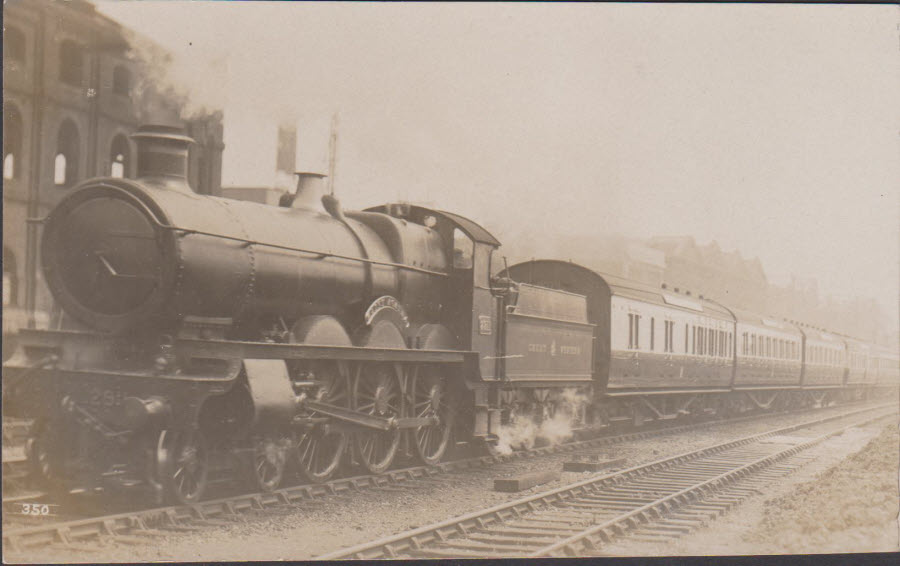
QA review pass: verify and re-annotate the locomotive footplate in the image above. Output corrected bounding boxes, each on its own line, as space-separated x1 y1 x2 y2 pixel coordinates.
177 338 474 364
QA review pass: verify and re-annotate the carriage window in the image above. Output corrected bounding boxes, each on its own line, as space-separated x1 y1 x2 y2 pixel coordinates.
697 327 702 355
634 315 640 349
628 313 641 350
452 228 473 269
628 314 633 349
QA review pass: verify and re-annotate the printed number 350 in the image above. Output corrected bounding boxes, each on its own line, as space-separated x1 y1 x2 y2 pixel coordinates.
21 503 50 515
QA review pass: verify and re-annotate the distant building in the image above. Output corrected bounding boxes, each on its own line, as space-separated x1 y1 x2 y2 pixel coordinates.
502 231 665 287
2 0 225 344
647 236 768 312
221 123 300 205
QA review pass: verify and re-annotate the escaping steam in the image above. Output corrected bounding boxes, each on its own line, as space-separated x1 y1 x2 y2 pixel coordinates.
493 388 589 456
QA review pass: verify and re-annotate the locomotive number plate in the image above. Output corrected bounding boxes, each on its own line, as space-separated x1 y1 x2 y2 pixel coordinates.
479 315 493 335
85 387 126 408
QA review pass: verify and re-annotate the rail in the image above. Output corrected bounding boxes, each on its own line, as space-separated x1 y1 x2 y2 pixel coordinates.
315 403 894 559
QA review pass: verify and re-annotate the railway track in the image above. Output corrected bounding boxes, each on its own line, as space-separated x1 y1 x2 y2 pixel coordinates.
316 404 895 559
2 400 888 553
0 411 741 551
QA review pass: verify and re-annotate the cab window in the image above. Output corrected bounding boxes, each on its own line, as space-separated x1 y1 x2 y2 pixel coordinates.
452 228 473 269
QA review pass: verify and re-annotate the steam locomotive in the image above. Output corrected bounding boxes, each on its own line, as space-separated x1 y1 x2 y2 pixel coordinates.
3 125 897 504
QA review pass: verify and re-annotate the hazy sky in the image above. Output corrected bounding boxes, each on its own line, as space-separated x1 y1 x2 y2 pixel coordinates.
97 2 899 323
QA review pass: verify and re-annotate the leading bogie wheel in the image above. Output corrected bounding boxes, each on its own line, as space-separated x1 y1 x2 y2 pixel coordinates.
247 436 288 492
159 428 209 505
411 368 453 465
26 420 72 498
352 363 402 474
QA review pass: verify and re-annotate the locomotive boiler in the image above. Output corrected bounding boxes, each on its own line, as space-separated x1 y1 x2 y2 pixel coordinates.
40 125 447 338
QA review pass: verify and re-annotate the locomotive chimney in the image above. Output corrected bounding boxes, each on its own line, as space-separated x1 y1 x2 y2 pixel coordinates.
130 124 195 188
292 171 328 212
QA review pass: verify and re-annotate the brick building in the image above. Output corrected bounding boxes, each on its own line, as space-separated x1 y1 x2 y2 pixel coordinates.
646 236 768 312
3 0 224 344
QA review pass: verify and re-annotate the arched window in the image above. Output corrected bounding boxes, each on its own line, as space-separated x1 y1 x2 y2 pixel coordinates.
55 119 80 187
3 247 18 307
112 65 131 96
3 106 23 180
109 134 130 178
5 26 26 63
59 40 84 86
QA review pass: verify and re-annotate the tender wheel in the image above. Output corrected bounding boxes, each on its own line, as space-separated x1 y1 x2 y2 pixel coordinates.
247 437 288 492
159 429 209 504
295 361 349 483
411 368 453 465
352 363 402 474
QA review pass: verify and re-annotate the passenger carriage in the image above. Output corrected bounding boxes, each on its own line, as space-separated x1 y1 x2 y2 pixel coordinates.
799 327 845 389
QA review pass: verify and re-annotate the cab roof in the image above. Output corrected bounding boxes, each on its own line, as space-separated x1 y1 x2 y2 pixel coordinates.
365 203 501 247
